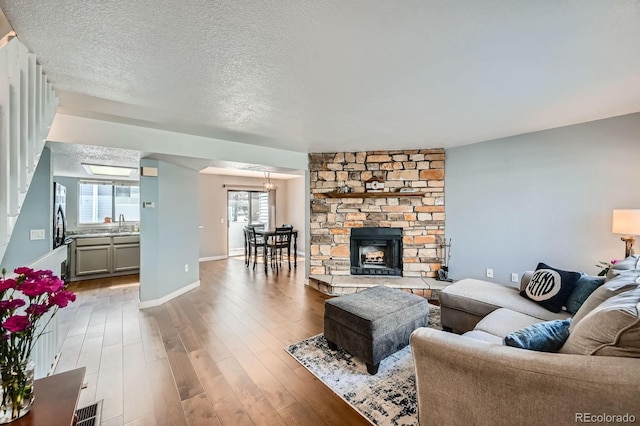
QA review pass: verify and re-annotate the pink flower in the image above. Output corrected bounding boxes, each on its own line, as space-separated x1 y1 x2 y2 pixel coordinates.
49 291 76 308
0 299 26 310
13 267 35 277
26 303 50 316
2 315 31 333
611 259 618 265
0 278 17 292
41 277 64 293
18 279 49 297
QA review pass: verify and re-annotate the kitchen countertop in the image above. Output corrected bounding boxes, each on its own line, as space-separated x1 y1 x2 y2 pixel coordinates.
68 231 140 239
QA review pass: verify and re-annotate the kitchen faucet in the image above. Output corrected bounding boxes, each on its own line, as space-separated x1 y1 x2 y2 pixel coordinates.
118 214 125 232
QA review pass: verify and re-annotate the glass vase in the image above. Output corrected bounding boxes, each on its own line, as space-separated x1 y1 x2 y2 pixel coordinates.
0 359 35 423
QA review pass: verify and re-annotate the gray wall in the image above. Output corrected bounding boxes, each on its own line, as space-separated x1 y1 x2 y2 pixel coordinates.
139 159 200 302
2 148 53 271
445 112 640 285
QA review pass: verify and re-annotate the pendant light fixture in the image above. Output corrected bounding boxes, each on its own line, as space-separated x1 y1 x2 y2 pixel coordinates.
263 172 275 192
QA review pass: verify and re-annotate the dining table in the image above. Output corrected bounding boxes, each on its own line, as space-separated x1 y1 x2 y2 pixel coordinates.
250 228 298 272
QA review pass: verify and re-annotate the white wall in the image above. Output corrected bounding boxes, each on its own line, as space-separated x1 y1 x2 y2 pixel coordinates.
49 114 308 171
283 176 306 254
198 173 304 260
445 112 640 285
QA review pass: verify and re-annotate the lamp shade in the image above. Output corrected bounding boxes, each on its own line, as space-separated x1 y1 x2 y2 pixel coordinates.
612 209 640 235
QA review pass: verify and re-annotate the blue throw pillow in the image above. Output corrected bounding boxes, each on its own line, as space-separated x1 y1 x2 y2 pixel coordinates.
520 263 581 313
565 274 605 315
504 319 572 352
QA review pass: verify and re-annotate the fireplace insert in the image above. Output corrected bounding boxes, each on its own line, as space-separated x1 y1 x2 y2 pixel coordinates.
350 227 402 275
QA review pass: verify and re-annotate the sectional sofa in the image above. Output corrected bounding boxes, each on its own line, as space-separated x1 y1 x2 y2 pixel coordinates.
410 257 640 426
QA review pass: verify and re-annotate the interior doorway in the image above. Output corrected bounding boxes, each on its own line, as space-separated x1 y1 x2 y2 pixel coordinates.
227 190 270 257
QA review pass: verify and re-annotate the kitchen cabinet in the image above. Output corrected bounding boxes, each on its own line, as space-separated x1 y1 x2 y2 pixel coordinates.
113 236 141 272
70 234 140 280
76 244 111 276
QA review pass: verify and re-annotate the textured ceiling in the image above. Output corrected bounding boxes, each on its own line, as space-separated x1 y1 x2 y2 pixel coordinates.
3 1 640 155
47 141 141 180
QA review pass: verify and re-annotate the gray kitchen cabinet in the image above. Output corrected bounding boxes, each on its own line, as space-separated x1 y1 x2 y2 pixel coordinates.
75 244 111 276
70 235 140 280
113 243 140 272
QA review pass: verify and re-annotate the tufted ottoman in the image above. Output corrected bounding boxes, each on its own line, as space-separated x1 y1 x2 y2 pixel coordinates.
324 285 430 374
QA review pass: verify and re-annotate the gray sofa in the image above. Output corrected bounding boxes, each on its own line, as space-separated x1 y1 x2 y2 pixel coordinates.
410 258 640 426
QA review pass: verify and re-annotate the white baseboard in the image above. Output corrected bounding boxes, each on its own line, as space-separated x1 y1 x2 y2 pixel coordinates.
199 255 227 262
139 280 200 309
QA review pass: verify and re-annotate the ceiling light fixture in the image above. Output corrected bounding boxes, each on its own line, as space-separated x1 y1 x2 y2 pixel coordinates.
263 172 276 192
81 163 136 177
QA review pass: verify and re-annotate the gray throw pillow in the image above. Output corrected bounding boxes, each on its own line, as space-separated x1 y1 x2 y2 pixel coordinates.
504 319 572 352
571 271 640 331
560 286 640 357
565 274 605 315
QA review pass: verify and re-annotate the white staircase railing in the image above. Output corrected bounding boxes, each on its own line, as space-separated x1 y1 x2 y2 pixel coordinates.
0 36 57 264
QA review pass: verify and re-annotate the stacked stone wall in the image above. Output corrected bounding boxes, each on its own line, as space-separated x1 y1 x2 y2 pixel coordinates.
309 149 445 277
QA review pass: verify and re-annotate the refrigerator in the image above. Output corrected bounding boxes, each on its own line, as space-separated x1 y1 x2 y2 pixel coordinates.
53 182 67 249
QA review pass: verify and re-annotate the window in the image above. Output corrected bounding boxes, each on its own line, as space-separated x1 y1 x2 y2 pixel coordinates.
78 182 140 223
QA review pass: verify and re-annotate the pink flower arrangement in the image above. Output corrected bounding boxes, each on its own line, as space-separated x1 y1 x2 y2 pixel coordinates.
596 260 618 277
0 267 76 366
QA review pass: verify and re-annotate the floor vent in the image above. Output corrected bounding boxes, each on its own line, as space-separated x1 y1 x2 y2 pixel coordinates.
75 400 103 426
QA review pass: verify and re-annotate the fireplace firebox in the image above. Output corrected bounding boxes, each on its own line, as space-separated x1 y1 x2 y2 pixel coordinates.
350 227 403 276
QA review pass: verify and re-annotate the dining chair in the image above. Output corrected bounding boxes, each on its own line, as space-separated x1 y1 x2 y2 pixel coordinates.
267 226 293 271
248 227 266 269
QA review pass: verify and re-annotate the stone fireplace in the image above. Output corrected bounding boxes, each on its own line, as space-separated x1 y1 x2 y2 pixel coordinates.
350 227 403 275
309 149 445 278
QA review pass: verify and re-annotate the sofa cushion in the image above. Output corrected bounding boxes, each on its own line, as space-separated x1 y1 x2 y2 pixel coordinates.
560 286 640 357
570 271 640 331
565 274 605 315
474 308 544 338
461 330 503 345
440 279 571 321
520 263 581 313
606 255 640 281
504 318 572 352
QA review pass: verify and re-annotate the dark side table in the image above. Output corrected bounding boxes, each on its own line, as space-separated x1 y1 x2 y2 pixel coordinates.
14 367 86 426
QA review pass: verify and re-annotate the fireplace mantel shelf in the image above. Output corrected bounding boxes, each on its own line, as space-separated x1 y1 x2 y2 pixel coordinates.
320 191 426 198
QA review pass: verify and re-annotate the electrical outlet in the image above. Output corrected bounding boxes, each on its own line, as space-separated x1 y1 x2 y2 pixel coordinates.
511 273 519 283
184 264 189 272
486 268 493 278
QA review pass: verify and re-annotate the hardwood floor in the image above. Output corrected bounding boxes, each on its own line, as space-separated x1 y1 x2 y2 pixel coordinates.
55 258 369 426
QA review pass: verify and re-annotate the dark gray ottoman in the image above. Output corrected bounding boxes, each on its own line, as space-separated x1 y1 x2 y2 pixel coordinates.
324 285 429 374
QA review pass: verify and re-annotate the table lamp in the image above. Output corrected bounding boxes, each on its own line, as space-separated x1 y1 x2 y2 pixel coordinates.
612 209 640 257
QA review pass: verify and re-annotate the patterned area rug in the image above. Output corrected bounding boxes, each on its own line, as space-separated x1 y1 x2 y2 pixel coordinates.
286 304 441 426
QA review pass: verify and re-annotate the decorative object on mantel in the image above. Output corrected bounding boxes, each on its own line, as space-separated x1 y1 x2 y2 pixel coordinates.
321 191 426 198
364 177 385 192
437 238 453 282
0 267 76 423
612 209 640 257
335 182 353 194
397 187 419 193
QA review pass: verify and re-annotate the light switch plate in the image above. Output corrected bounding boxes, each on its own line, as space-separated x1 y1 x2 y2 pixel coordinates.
30 229 45 240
